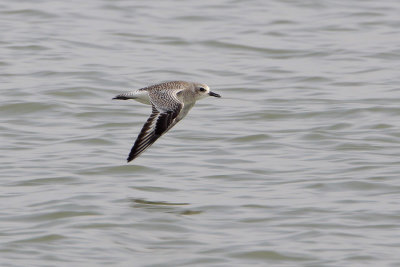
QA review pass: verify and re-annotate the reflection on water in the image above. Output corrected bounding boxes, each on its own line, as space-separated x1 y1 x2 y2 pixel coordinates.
131 199 202 215
131 198 189 206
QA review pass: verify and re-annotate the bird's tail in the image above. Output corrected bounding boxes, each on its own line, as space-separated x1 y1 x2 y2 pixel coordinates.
112 92 137 100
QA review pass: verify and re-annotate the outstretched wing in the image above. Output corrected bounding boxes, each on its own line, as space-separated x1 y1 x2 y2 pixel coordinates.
127 103 182 162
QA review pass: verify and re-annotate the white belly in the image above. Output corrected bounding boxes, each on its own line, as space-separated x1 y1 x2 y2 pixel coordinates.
133 90 151 105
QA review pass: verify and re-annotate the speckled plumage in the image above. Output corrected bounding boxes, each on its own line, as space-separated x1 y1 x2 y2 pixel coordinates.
113 81 221 162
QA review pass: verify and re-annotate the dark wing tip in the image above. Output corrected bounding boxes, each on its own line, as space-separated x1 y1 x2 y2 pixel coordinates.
127 151 139 162
124 104 182 163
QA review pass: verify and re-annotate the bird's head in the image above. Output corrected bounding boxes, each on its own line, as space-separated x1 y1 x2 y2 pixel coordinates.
193 83 221 100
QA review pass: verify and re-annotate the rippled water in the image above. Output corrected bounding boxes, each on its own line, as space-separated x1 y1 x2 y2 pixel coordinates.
2 0 400 266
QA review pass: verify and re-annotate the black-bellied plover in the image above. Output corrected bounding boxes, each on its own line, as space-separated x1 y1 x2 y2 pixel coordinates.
113 81 221 162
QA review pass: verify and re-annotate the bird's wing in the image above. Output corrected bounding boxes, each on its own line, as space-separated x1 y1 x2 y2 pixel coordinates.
127 91 183 162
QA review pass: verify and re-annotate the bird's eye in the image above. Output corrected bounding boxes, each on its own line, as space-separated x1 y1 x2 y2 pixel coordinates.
199 87 206 92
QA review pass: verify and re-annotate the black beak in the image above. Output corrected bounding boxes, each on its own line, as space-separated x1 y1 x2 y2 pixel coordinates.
209 91 221 98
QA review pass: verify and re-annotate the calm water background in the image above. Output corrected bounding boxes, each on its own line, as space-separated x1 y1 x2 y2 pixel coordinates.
1 0 400 266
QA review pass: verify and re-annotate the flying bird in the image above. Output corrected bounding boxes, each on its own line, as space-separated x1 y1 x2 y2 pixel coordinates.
113 81 221 162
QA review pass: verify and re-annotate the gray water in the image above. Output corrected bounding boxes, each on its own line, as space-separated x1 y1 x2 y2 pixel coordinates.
1 0 400 266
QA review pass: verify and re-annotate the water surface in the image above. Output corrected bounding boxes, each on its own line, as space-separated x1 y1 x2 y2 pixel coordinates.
1 0 400 266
